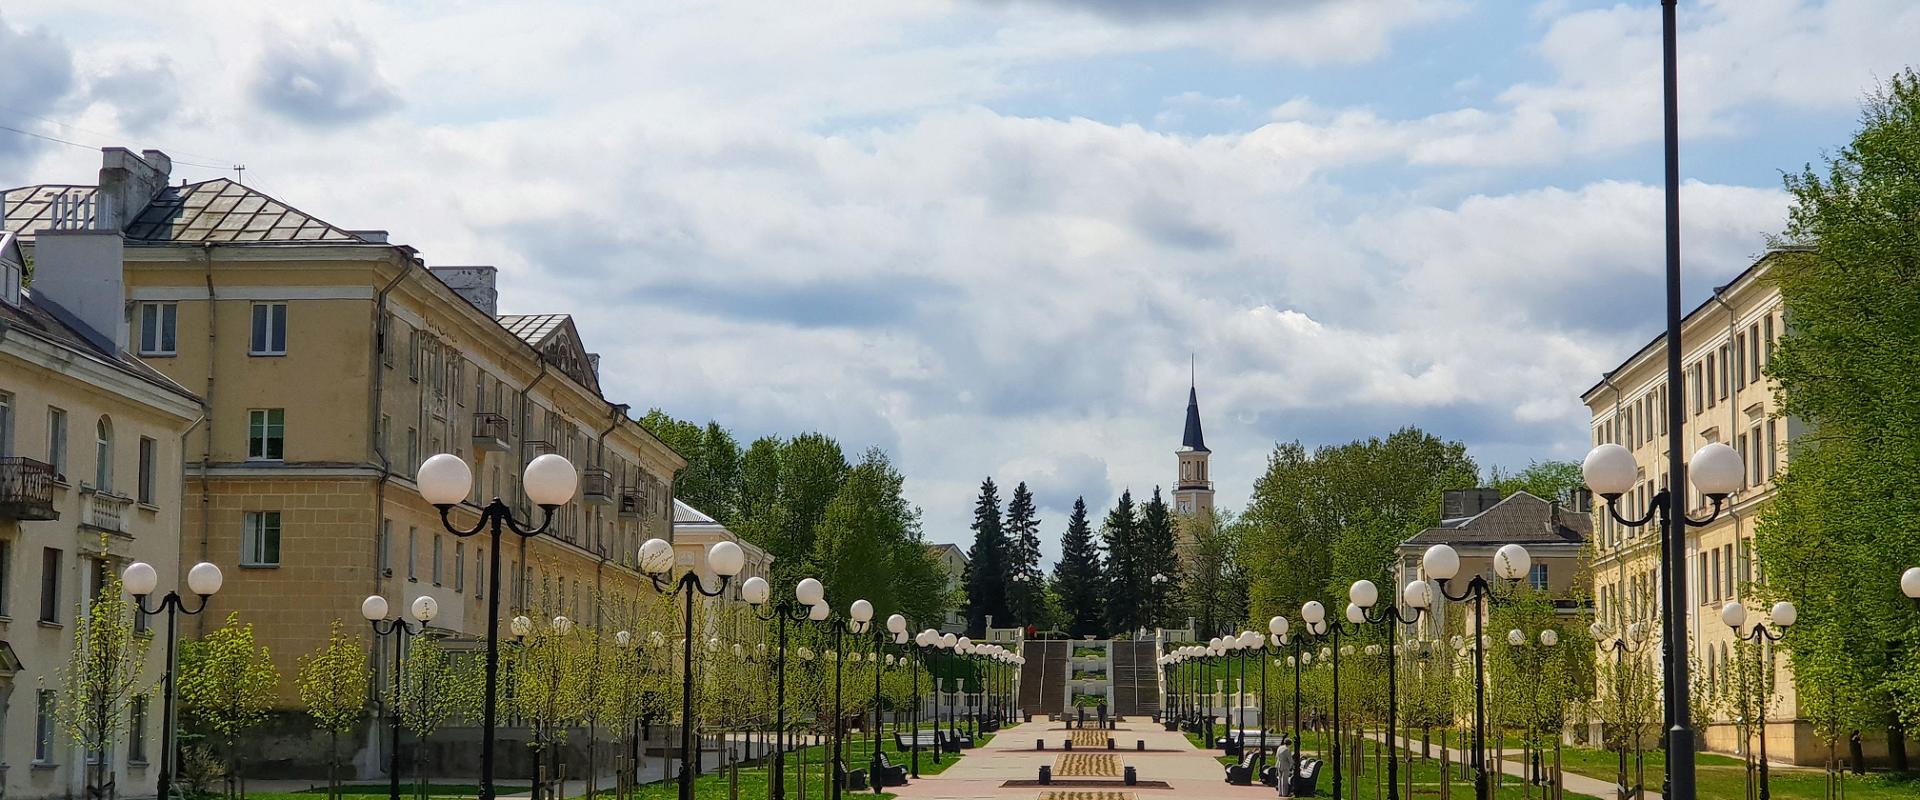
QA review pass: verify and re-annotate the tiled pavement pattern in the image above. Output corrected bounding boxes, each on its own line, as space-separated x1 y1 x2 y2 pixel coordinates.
1070 729 1111 748
1036 792 1136 800
892 719 1276 800
1054 753 1123 777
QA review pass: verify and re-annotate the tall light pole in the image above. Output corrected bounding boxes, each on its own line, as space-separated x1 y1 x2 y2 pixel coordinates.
123 560 223 800
743 576 814 800
1351 578 1428 800
1722 600 1795 800
416 452 576 800
1420 541 1534 800
1592 620 1656 799
637 537 747 800
1583 439 1743 800
361 595 438 800
809 598 873 800
875 613 909 794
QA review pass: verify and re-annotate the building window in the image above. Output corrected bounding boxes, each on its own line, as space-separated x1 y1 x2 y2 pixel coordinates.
138 302 177 355
241 511 282 567
250 302 288 355
48 407 68 479
128 696 149 762
1767 419 1780 478
380 313 395 368
1718 345 1731 400
137 436 156 505
0 540 10 616
1529 563 1548 591
475 549 485 598
408 528 418 582
1705 354 1717 408
1763 313 1776 363
431 534 443 586
408 330 421 380
406 429 419 477
1733 334 1746 387
35 689 56 762
94 416 112 491
454 541 465 592
1748 323 1761 382
248 409 285 460
40 547 61 623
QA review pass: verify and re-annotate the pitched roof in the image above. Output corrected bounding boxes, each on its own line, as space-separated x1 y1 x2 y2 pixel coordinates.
2 179 363 243
674 499 721 526
1180 384 1208 453
497 314 571 345
497 313 600 394
0 234 196 403
1403 491 1589 547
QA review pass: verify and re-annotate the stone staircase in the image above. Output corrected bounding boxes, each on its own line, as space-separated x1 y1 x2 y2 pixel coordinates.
1109 640 1159 718
1020 640 1069 716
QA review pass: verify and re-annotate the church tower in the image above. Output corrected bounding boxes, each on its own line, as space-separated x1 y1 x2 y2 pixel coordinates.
1172 380 1214 516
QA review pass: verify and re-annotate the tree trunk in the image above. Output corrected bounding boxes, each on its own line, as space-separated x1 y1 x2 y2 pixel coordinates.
1889 724 1909 773
1848 730 1865 775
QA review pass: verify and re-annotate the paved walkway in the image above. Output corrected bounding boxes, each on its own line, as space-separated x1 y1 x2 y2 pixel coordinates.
893 719 1272 800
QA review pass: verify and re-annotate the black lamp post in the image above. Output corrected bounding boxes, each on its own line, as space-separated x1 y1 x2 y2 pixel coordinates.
1300 603 1353 799
1592 620 1655 799
1420 541 1535 800
808 598 874 800
416 452 576 800
874 614 910 795
636 536 748 800
1722 600 1795 800
743 575 814 800
1349 578 1430 800
1258 617 1293 774
1583 439 1742 800
123 560 223 800
360 594 438 800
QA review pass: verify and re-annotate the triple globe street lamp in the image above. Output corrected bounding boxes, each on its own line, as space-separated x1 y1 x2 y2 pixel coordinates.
360 594 440 800
634 535 747 800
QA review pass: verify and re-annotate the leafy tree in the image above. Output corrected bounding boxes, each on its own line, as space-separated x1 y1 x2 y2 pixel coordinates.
1241 428 1477 624
1004 482 1046 628
297 621 369 800
1052 497 1104 638
1488 460 1585 504
1138 488 1179 628
1178 510 1246 638
962 477 1009 635
179 612 279 799
814 449 946 628
639 412 743 522
396 637 478 800
1101 490 1144 635
57 569 151 800
1756 69 1920 770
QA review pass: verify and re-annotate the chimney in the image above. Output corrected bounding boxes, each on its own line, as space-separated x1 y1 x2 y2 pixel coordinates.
429 266 498 316
96 148 171 230
33 226 127 353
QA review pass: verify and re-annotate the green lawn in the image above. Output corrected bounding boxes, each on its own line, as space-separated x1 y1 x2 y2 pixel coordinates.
628 724 1002 800
243 785 526 800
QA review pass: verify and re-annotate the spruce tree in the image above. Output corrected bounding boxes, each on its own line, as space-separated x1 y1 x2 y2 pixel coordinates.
1138 487 1179 628
962 477 1009 635
1101 490 1141 635
1004 482 1046 628
1052 497 1104 638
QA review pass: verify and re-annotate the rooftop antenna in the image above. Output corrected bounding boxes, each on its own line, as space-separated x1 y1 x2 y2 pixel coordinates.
232 164 246 185
1190 353 1196 387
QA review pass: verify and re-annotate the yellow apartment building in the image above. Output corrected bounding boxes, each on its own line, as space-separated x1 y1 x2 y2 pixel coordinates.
1581 249 1818 762
0 217 202 798
3 149 686 731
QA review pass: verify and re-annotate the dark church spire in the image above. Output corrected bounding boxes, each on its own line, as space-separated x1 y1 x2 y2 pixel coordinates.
1181 379 1208 453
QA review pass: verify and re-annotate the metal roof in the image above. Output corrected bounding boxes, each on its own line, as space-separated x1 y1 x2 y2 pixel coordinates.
1403 491 1589 547
1180 384 1208 453
496 314 570 346
2 179 363 243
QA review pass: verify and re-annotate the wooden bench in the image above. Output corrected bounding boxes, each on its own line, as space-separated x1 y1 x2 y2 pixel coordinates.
893 732 940 751
1223 749 1259 785
873 752 909 787
1290 758 1323 797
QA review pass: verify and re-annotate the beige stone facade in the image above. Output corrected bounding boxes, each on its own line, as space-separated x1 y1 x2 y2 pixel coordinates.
1581 250 1812 762
0 224 202 799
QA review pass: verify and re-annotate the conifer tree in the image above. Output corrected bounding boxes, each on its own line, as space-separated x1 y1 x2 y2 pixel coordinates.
1052 497 1104 638
1004 481 1046 628
1101 490 1142 634
1138 487 1179 628
962 477 1009 635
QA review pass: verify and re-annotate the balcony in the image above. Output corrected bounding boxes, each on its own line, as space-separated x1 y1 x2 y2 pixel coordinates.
581 468 614 506
0 457 59 521
82 489 133 534
471 413 510 453
619 486 644 519
522 439 555 461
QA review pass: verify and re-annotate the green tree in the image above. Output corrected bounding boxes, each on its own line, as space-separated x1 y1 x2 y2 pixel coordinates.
179 613 279 799
297 621 369 800
1004 482 1047 628
813 449 946 627
1052 497 1104 638
1178 510 1246 638
1101 490 1144 635
962 477 1009 635
1241 428 1477 624
57 570 151 800
1138 487 1179 628
1756 69 1920 771
396 637 478 800
1488 460 1584 504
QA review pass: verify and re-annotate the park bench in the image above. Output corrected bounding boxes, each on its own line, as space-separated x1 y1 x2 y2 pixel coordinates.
1290 758 1323 797
836 760 868 791
893 731 940 751
1223 749 1259 785
872 752 909 786
939 729 972 752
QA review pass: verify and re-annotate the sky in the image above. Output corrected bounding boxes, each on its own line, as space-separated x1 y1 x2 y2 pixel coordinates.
3 0 1916 566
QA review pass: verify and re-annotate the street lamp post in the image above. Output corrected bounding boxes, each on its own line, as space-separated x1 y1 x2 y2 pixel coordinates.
416 452 576 800
1421 541 1534 800
1350 579 1430 800
1592 620 1656 799
1501 627 1560 787
1583 439 1742 800
636 536 747 800
123 560 223 800
743 576 813 800
810 598 873 800
1721 600 1795 800
1301 600 1368 799
875 614 909 794
361 595 438 800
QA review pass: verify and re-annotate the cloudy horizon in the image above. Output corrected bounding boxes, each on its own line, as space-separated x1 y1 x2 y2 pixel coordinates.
5 0 1915 566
